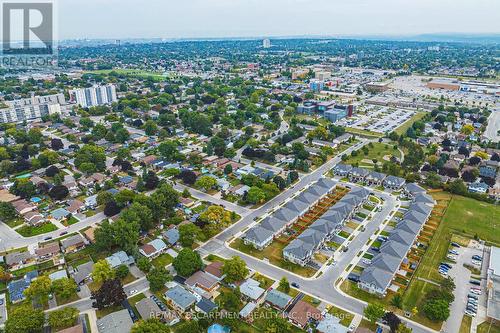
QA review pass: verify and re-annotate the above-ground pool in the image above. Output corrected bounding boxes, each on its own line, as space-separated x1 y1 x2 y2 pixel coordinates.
207 324 231 333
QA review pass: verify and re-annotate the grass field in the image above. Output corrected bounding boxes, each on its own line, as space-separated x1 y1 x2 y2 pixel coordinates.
85 69 165 80
477 321 500 333
346 127 384 138
16 223 58 237
151 253 173 269
230 238 316 277
460 315 472 333
344 142 402 167
395 111 426 136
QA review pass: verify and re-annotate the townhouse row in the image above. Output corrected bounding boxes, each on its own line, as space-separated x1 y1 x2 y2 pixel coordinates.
242 177 338 250
358 188 436 296
333 163 407 190
283 186 371 266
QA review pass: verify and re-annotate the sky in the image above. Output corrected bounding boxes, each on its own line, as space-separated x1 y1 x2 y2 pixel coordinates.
58 0 500 40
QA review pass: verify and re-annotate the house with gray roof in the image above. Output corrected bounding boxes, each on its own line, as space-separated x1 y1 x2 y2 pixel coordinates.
371 253 402 273
403 183 426 198
383 175 406 190
283 238 315 266
72 261 94 285
243 226 274 250
403 210 428 225
264 289 292 310
349 167 369 182
164 285 197 313
239 278 265 301
316 313 349 333
96 309 133 333
366 171 386 186
105 251 135 269
358 266 395 296
413 193 435 206
333 164 352 177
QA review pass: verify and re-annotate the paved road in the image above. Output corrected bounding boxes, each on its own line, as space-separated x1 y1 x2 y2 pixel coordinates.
484 107 500 143
0 212 105 251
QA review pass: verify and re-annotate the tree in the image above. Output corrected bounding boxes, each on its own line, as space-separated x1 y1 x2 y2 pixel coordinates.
24 275 52 304
178 223 201 247
195 175 217 192
222 256 249 283
178 169 197 184
288 170 299 183
383 312 401 333
115 128 130 143
219 288 241 312
75 144 106 171
173 248 203 277
247 186 266 204
199 205 232 225
396 323 413 333
5 305 45 333
447 179 467 196
279 277 290 293
48 307 79 331
115 265 130 279
264 315 291 333
273 175 286 190
143 120 158 136
104 200 121 216
176 321 201 333
423 299 450 321
0 202 17 221
52 277 77 300
224 164 233 175
45 165 60 177
92 259 116 284
48 185 69 200
131 319 170 333
10 179 37 199
150 184 179 221
391 293 403 309
364 303 385 324
97 191 114 206
137 256 152 273
91 278 126 310
110 218 140 253
146 267 171 292
51 138 64 150
143 171 159 190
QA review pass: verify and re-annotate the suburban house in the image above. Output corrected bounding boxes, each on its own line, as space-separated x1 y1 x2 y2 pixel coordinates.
365 171 386 186
95 309 133 333
316 314 349 333
72 261 94 285
5 251 35 270
50 207 71 221
105 251 135 269
164 285 197 313
288 300 323 328
195 298 218 315
185 271 219 293
264 289 293 310
7 270 38 303
239 278 265 302
135 297 180 326
204 261 225 280
61 234 86 253
35 242 60 262
139 239 167 259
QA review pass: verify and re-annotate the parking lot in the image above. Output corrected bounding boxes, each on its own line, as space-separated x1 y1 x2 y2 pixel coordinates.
340 105 415 134
442 241 485 333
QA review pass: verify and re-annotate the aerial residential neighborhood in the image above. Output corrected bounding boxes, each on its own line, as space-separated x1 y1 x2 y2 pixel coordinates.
0 1 499 333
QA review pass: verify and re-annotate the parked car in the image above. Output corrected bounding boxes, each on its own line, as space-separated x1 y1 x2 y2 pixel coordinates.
440 262 452 269
451 242 461 248
470 280 481 286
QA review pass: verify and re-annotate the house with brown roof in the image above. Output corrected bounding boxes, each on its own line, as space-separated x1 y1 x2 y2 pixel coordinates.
288 300 323 328
0 189 19 203
5 251 35 270
185 271 219 292
142 155 157 165
56 323 84 333
67 199 85 214
11 199 37 215
204 261 224 280
61 234 86 253
83 227 96 243
24 210 45 226
35 242 60 261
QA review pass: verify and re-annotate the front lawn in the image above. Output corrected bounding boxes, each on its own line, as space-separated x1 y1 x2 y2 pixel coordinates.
16 223 58 237
151 253 173 269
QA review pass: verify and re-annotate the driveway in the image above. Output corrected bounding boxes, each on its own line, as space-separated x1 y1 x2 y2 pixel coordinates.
77 285 91 299
129 264 146 279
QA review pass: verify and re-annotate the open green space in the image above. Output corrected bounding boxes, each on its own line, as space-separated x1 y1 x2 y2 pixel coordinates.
16 223 58 237
459 315 472 333
151 253 173 269
395 111 426 136
477 321 500 333
230 238 316 277
343 142 402 167
85 69 165 81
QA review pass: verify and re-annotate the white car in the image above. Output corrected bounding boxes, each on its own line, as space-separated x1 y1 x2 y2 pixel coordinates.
129 289 138 295
464 310 476 317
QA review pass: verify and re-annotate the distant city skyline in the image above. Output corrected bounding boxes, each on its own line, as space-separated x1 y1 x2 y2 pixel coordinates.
58 0 500 40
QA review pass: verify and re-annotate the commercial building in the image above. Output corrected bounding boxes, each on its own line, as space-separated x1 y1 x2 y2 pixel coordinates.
426 79 461 91
487 246 500 321
296 101 355 123
69 84 117 108
263 39 271 49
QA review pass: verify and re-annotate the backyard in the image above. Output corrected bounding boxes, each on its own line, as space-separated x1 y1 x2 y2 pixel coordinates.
343 142 402 168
